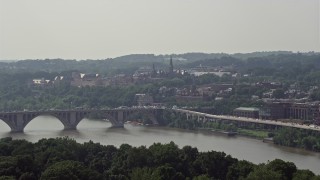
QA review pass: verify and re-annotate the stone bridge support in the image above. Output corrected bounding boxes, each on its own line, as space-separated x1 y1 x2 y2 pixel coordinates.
0 113 38 132
146 110 160 125
107 109 161 127
108 111 125 128
54 111 89 130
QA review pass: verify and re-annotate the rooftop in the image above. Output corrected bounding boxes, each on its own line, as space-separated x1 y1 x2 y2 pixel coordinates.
234 107 260 112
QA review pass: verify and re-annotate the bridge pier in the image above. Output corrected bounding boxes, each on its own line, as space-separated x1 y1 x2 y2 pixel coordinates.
63 125 77 130
110 123 124 128
103 111 124 128
0 113 37 133
57 112 86 130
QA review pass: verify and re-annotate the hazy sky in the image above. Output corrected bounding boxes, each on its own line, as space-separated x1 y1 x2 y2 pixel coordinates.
0 0 319 60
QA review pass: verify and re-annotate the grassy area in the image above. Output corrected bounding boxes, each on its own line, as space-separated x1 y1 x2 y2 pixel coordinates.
237 129 269 139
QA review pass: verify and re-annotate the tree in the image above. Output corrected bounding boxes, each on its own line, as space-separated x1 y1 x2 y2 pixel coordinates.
226 160 255 180
246 166 282 180
130 167 158 180
193 151 237 179
301 136 317 151
292 169 315 180
265 159 297 180
40 160 102 180
149 142 182 167
153 164 184 180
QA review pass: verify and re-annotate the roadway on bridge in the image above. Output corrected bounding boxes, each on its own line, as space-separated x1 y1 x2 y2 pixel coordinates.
175 109 320 132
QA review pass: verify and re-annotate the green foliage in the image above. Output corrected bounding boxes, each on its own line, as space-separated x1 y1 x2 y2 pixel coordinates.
0 176 15 180
193 151 237 179
0 137 317 179
40 160 102 180
237 129 269 139
130 167 158 180
246 165 282 180
273 128 320 152
192 174 211 180
266 159 297 180
226 160 255 180
293 169 316 180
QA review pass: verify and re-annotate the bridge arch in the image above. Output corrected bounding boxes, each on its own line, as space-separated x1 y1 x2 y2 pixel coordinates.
25 112 90 131
24 114 65 131
0 118 12 131
99 111 122 127
0 111 94 132
0 113 42 132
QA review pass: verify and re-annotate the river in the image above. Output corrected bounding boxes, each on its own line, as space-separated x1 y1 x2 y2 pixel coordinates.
0 115 319 174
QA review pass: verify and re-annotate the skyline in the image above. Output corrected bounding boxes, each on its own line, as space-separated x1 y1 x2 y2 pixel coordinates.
0 0 319 60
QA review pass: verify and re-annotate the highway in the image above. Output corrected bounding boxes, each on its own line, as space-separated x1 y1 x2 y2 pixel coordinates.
174 108 320 132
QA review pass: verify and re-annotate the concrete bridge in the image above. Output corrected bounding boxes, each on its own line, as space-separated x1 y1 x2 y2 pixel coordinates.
0 107 163 132
172 108 320 132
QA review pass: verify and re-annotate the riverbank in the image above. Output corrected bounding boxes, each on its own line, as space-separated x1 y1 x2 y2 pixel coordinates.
237 128 269 139
196 127 269 139
166 116 320 152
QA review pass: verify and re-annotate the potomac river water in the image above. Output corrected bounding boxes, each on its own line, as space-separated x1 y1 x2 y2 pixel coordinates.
0 115 319 174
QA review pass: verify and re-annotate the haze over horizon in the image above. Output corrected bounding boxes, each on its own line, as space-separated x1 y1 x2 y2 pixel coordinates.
0 0 319 60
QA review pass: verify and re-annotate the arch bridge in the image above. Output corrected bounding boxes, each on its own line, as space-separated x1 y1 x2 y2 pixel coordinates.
0 107 163 132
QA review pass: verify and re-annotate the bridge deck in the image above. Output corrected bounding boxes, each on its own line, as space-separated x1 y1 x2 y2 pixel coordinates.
174 109 320 132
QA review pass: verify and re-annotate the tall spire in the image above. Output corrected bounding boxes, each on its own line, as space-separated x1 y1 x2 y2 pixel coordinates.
169 56 173 74
152 63 156 76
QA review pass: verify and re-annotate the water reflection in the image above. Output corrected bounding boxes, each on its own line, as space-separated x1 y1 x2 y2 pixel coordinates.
57 129 84 138
105 127 131 134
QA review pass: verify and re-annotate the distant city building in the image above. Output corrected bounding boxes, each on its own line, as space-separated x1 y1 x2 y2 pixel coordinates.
259 102 290 120
109 74 133 86
257 101 320 122
256 82 282 89
233 107 260 118
134 67 154 77
71 72 102 87
188 65 231 77
33 78 47 85
287 103 320 121
32 78 51 88
135 94 154 106
53 76 69 86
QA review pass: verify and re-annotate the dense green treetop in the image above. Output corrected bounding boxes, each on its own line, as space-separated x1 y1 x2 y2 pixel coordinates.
0 137 318 179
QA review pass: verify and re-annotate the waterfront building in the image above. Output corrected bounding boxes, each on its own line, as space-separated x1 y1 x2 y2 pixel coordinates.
233 107 260 118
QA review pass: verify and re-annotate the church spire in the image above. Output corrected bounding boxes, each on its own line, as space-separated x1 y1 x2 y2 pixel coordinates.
152 63 156 76
169 56 173 74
